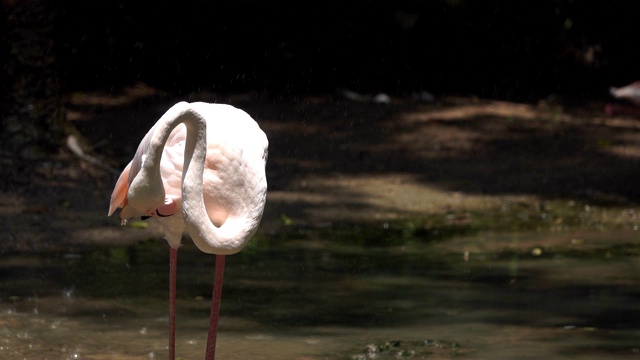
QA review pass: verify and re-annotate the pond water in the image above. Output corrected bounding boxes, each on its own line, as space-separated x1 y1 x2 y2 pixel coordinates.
1 228 640 359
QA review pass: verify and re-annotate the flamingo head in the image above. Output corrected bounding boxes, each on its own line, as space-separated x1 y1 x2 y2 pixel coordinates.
126 167 166 219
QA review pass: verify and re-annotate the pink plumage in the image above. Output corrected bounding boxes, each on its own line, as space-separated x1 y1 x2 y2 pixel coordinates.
108 102 268 360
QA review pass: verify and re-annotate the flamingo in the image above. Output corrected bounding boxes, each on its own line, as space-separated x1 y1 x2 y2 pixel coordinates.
610 81 640 105
607 81 640 116
108 101 268 360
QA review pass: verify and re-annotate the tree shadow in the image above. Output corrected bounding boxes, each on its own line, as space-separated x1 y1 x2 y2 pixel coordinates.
66 90 640 237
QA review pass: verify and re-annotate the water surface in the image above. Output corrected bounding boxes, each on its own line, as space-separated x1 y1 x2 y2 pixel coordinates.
1 229 640 359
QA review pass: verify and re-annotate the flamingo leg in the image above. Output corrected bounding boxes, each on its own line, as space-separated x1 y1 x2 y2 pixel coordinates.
169 247 178 360
205 254 226 360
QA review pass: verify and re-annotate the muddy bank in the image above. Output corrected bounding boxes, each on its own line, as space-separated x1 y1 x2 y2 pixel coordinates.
2 88 639 253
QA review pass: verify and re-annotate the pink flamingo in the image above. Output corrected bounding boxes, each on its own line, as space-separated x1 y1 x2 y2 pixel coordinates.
108 102 268 360
610 81 640 105
607 81 640 116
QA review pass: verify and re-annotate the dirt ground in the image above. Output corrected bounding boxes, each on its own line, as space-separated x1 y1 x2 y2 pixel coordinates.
2 83 640 253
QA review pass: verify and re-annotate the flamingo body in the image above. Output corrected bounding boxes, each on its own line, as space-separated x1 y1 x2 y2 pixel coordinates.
610 81 640 106
108 102 268 359
109 102 268 253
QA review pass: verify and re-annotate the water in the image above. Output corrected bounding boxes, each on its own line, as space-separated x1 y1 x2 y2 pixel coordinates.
1 229 640 359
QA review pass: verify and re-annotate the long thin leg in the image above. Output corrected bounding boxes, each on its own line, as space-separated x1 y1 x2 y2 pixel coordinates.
169 247 178 360
205 254 226 360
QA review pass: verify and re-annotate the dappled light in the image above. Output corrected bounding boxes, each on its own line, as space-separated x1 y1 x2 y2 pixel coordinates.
4 1 640 358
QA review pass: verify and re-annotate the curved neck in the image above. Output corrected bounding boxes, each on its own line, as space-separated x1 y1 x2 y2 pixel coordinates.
133 102 260 255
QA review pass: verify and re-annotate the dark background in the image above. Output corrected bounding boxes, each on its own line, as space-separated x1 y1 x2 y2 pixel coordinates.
3 0 640 158
53 0 640 101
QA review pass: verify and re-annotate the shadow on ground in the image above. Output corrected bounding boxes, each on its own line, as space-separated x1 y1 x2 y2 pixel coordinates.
2 84 640 252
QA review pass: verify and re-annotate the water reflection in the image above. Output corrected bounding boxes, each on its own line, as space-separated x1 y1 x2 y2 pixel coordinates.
1 229 639 359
